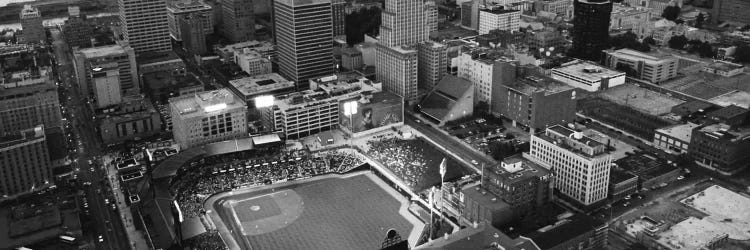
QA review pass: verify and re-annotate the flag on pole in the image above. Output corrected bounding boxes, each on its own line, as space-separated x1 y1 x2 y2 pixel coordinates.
439 158 446 181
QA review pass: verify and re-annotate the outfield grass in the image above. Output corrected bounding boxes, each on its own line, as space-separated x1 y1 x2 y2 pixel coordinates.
219 174 418 250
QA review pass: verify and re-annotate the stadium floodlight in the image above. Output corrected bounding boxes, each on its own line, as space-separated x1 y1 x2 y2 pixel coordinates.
255 95 275 108
203 103 227 112
343 100 358 116
173 200 184 223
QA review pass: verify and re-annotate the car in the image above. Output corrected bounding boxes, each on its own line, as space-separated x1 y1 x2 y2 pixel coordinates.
98 235 104 242
104 199 110 205
677 176 685 180
90 167 95 172
415 119 422 124
624 195 632 200
87 160 93 165
623 202 630 207
471 160 479 165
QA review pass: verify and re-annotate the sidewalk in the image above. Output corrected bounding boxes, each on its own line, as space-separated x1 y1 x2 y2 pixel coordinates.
104 155 149 250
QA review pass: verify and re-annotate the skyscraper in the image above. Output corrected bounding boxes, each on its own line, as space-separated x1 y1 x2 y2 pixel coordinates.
376 0 437 103
118 0 172 54
417 41 447 90
167 0 214 41
0 77 63 135
73 44 139 96
180 13 208 55
19 5 45 44
569 0 612 62
274 0 334 90
332 0 346 37
222 0 255 43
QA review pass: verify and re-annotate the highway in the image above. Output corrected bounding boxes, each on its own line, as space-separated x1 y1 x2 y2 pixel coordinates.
50 27 130 250
404 113 495 172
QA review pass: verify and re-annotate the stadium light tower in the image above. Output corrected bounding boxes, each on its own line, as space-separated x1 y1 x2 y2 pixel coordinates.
343 100 358 147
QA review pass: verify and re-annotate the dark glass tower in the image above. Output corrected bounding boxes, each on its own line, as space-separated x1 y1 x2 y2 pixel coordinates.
570 0 612 62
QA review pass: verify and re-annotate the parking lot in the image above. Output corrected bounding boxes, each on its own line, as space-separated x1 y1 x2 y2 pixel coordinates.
442 116 530 160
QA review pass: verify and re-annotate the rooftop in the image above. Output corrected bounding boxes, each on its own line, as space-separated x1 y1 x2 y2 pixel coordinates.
698 123 750 141
462 47 515 65
416 222 539 250
656 123 701 143
705 60 744 72
77 44 128 59
708 90 750 109
481 6 521 15
553 60 626 82
708 105 749 122
419 75 473 121
228 73 294 97
0 125 44 147
671 100 719 116
275 76 379 111
606 49 676 64
461 184 513 211
504 75 574 96
609 167 638 184
548 125 605 148
615 153 679 181
217 40 275 54
170 89 244 116
168 0 212 11
487 154 550 184
275 0 331 7
526 213 604 250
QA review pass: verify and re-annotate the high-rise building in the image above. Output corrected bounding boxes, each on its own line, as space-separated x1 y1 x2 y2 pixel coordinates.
417 41 447 90
274 0 334 90
534 0 573 19
179 13 208 56
73 44 139 96
376 0 436 104
332 0 346 37
63 6 94 48
478 7 521 35
118 0 172 54
570 0 612 62
19 5 46 44
0 70 63 135
711 0 750 24
222 0 255 43
169 89 248 149
527 125 612 206
0 125 52 196
167 0 214 41
461 0 481 30
455 49 517 105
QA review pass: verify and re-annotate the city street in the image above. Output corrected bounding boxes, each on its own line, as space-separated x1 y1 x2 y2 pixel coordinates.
50 27 130 250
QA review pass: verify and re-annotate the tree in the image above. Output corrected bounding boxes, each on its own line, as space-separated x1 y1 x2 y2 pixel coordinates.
643 36 656 45
609 31 650 52
668 35 688 50
475 101 489 116
616 63 639 77
662 6 681 21
695 13 705 28
697 42 713 58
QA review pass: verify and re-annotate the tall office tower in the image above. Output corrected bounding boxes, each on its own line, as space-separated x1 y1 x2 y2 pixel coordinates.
376 0 436 104
73 44 139 96
63 6 94 48
0 125 52 196
19 5 46 44
169 89 248 149
461 0 481 30
332 0 346 37
417 41 447 90
569 0 612 62
222 0 255 43
180 13 208 55
527 125 612 206
118 0 172 55
274 0 334 90
712 0 750 24
167 0 214 41
0 75 63 135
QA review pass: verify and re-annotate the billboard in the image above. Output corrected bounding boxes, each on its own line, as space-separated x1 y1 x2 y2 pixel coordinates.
340 92 403 133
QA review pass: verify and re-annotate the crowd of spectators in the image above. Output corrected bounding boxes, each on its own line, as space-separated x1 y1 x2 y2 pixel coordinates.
179 230 226 250
366 136 434 190
171 149 365 218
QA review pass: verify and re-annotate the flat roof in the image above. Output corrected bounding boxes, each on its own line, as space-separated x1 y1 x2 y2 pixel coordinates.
656 123 700 143
526 214 604 250
606 49 676 64
553 60 625 82
488 154 550 184
610 168 638 184
152 138 254 179
228 73 294 97
274 76 379 111
76 44 127 58
616 153 679 181
705 61 744 72
461 184 513 211
275 0 331 6
505 75 574 96
708 105 748 121
548 125 605 148
416 222 539 250
251 134 281 145
698 123 750 139
169 89 244 117
481 7 520 15
708 90 750 109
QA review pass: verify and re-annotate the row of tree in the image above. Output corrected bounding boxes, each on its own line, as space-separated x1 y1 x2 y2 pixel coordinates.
667 35 714 58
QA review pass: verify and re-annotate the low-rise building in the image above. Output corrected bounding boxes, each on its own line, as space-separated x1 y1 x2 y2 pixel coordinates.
418 75 474 125
552 60 626 92
170 89 248 149
616 153 681 189
653 123 700 155
233 48 273 76
610 4 651 37
461 183 514 227
481 154 551 214
608 168 638 200
99 95 162 145
526 213 608 250
701 60 744 77
689 123 750 175
215 40 276 65
227 73 295 106
603 49 678 84
341 47 363 70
